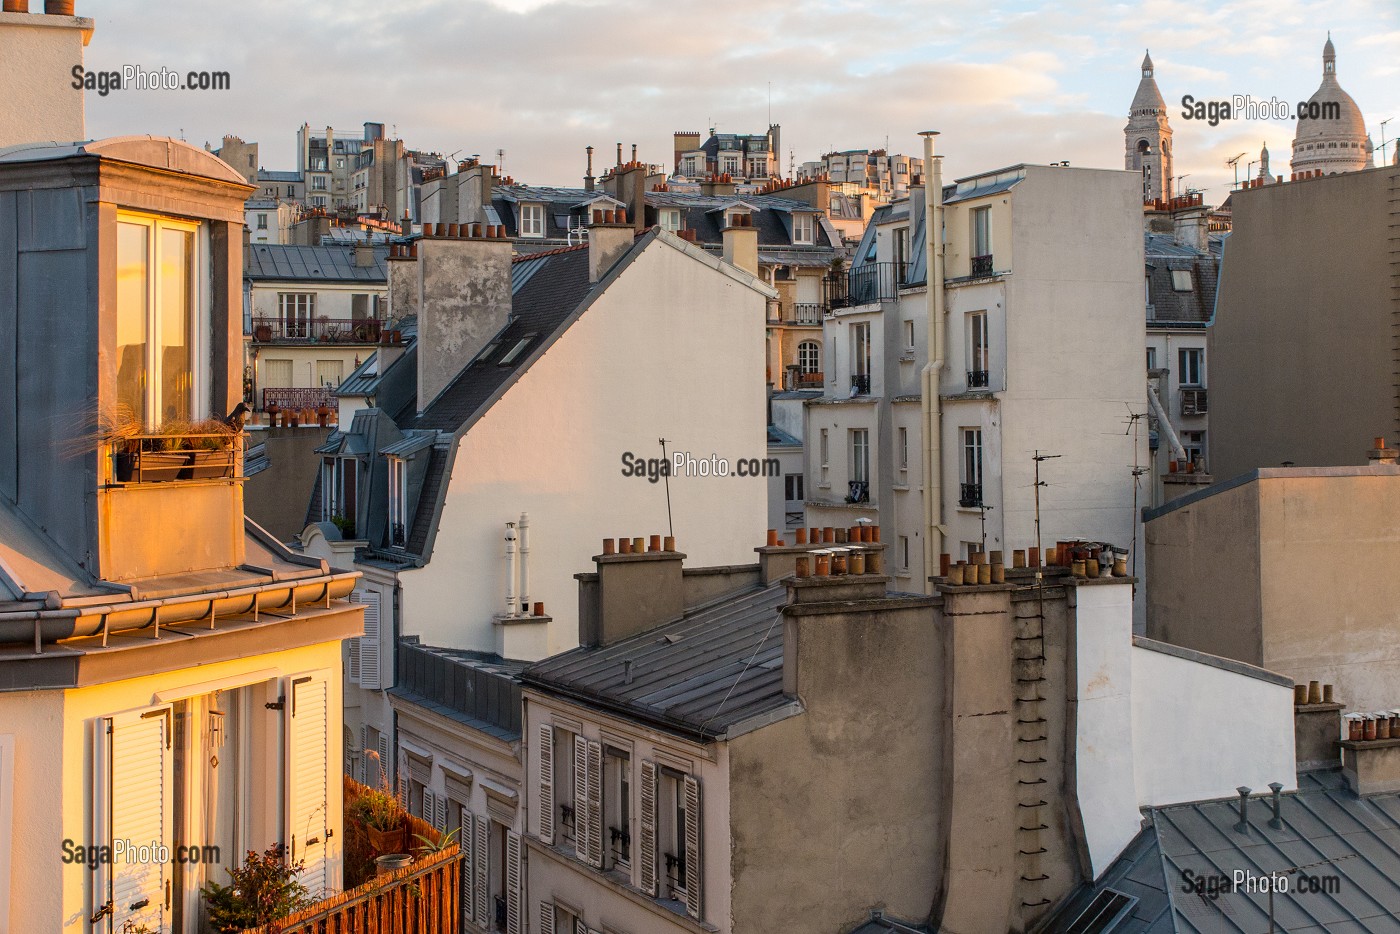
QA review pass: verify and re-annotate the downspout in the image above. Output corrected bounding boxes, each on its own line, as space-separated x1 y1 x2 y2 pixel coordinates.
1147 382 1188 463
920 131 945 592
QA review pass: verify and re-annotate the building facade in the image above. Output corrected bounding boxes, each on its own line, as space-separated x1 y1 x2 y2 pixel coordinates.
1290 37 1375 177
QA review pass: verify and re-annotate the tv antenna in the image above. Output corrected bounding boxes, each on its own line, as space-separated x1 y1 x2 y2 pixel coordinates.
1032 451 1062 614
658 438 674 538
1226 152 1246 189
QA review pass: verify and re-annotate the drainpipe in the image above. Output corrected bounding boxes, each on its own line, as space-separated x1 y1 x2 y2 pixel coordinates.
920 131 946 592
505 521 518 619
1147 382 1188 463
518 512 531 615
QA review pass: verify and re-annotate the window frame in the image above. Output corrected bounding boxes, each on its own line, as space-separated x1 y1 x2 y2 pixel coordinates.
1171 269 1194 292
971 205 992 258
961 427 983 502
387 456 407 547
850 428 870 485
279 292 316 338
797 341 820 375
967 310 989 382
792 212 814 245
819 428 829 486
660 209 682 232
520 203 545 238
1178 348 1205 388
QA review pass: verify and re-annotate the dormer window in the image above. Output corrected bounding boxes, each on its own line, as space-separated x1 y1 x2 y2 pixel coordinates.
387 456 407 547
116 213 202 427
792 212 814 245
520 203 545 238
661 209 682 231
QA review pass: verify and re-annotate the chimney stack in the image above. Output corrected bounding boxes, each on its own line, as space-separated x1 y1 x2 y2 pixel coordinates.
584 145 595 192
578 537 685 647
722 213 759 276
353 239 375 268
588 208 634 283
415 225 513 410
0 0 91 148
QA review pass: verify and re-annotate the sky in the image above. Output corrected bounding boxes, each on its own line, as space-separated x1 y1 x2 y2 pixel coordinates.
77 0 1399 200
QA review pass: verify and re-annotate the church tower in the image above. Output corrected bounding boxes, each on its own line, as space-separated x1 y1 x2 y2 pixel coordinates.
1290 36 1373 176
1125 51 1173 202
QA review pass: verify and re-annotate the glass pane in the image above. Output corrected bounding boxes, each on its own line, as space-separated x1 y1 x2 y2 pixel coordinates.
158 227 193 423
116 222 149 425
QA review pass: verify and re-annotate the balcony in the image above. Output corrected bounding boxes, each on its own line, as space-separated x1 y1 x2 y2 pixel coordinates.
109 433 239 485
851 374 871 395
967 369 990 388
825 261 908 308
970 254 994 278
262 387 334 413
252 316 382 344
847 480 870 504
791 303 823 325
959 482 983 508
789 370 824 390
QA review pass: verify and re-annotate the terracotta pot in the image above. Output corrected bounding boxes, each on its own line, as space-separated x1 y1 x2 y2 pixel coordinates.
367 824 408 855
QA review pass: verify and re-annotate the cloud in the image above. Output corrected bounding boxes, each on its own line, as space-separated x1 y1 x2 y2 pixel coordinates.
75 0 1398 198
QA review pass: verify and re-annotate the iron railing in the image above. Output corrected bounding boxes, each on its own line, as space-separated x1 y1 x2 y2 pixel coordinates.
391 522 406 547
847 480 870 503
110 433 239 484
968 369 990 388
959 482 983 507
824 261 908 308
791 303 823 324
263 387 334 412
252 316 382 344
971 254 994 278
851 374 871 395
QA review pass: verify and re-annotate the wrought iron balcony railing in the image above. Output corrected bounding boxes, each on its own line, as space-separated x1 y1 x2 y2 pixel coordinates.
824 261 908 308
959 482 983 508
850 374 871 395
967 369 990 388
252 316 383 344
970 254 994 278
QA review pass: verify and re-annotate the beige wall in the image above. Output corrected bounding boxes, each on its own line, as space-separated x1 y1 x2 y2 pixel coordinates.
0 12 90 149
1210 167 1398 480
1146 468 1400 711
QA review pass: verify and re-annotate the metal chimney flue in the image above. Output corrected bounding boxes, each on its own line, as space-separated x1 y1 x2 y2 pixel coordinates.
1235 786 1252 833
1268 782 1284 828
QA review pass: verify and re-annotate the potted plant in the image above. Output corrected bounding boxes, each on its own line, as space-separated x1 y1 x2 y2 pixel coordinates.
254 322 273 342
353 782 407 856
202 844 313 933
184 418 237 480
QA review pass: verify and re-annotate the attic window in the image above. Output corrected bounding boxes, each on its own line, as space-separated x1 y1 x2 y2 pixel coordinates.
498 335 536 366
520 203 544 238
793 213 814 245
661 209 682 232
478 339 502 362
1171 269 1193 292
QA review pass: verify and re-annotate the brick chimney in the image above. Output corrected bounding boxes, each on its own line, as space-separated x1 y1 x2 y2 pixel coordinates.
588 209 634 283
0 0 92 148
416 225 512 411
722 213 759 276
577 537 685 647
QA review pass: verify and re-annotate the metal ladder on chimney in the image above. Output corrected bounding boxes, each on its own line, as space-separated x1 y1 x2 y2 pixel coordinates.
1013 597 1052 913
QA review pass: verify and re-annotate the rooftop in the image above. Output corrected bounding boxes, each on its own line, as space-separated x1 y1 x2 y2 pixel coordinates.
245 242 390 282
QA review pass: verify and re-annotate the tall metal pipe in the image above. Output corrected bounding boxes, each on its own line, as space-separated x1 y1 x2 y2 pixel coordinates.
505 521 518 618
519 512 531 614
920 131 946 592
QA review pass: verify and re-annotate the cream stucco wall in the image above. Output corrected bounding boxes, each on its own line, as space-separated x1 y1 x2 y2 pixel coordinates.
0 640 344 932
0 12 90 150
400 239 767 656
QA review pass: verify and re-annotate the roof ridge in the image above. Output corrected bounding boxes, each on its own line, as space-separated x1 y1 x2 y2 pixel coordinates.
511 243 588 263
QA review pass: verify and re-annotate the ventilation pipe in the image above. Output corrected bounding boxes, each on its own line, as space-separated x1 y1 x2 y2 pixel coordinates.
920 131 946 593
1147 382 1188 463
519 512 531 614
505 521 518 619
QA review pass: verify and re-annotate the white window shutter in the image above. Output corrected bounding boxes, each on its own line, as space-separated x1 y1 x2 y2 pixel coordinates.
377 733 390 789
586 741 603 868
683 774 702 920
539 901 555 934
639 760 658 896
286 675 331 898
347 630 361 683
105 709 172 934
436 792 449 831
574 920 587 934
538 724 555 845
506 829 524 934
572 735 588 862
460 810 475 932
357 725 367 783
396 748 409 808
422 789 435 825
357 590 382 690
474 812 490 926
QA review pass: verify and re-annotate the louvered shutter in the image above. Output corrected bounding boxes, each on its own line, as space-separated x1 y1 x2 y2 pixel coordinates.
357 590 382 690
574 920 586 934
539 901 555 934
105 709 172 934
538 725 555 845
586 741 603 868
357 726 368 783
683 775 702 920
506 829 524 934
342 725 355 777
347 630 361 683
474 812 490 926
422 789 435 824
460 810 475 932
572 735 588 862
439 792 450 831
377 733 390 788
287 675 331 897
396 748 409 807
639 760 658 896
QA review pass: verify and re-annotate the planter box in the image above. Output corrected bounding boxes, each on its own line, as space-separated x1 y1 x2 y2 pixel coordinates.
184 448 235 480
367 825 407 856
134 452 189 483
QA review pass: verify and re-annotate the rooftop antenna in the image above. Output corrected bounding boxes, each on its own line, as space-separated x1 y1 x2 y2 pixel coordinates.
1124 409 1147 593
1226 152 1247 190
658 438 674 539
1032 451 1062 600
497 148 505 176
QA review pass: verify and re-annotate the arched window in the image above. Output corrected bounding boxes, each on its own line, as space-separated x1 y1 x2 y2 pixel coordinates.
798 341 820 374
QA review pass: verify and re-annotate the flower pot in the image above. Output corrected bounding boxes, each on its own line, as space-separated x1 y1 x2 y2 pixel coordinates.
114 451 136 483
254 324 272 342
367 825 407 855
136 452 189 483
186 448 234 480
375 853 412 876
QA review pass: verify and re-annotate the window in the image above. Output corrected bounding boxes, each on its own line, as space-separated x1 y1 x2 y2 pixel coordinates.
336 158 345 169
116 213 201 427
1182 430 1206 468
850 429 869 484
1146 347 1157 372
819 429 829 485
1171 269 1194 291
256 213 268 229
971 205 992 258
286 185 295 198
893 226 910 278
792 212 814 244
903 319 915 350
659 772 687 898
311 195 326 208
498 335 535 366
960 428 983 507
898 427 909 471
967 311 989 387
660 208 681 231
605 748 630 869
312 176 327 191
683 156 698 176
322 456 358 530
1178 348 1204 387
898 535 910 571
520 203 544 237
247 153 255 168
722 155 739 174
553 727 576 848
851 321 871 389
798 341 820 374
279 292 315 338
387 457 407 547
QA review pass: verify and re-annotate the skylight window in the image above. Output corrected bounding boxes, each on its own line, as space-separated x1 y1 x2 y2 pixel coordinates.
498 335 535 366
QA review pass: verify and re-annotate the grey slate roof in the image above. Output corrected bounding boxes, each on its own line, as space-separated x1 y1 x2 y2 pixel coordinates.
245 242 389 283
1045 769 1400 933
522 582 794 739
258 169 302 183
392 640 527 740
767 424 801 446
643 190 841 254
1145 233 1219 327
